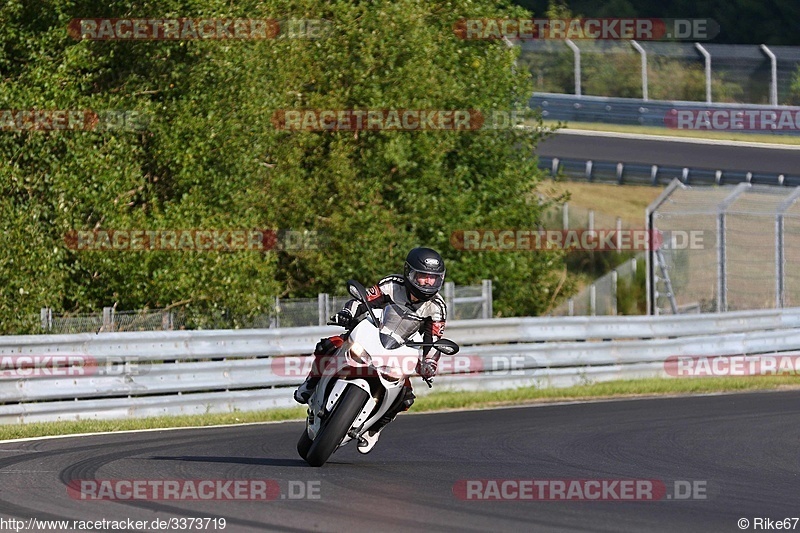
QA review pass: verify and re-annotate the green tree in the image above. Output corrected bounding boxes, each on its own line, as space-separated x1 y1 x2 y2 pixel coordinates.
0 0 567 333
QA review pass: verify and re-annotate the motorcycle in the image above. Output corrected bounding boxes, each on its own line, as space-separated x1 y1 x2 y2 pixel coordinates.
297 279 459 467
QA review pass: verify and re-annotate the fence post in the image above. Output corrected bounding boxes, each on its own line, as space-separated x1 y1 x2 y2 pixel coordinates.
695 43 712 103
568 298 574 316
274 296 281 329
611 270 618 316
481 279 493 319
589 284 596 316
760 44 778 106
616 217 622 253
318 293 329 326
775 187 800 307
716 183 750 312
161 311 173 331
40 307 52 331
562 202 569 230
631 40 648 101
102 307 114 332
444 281 455 318
565 39 581 97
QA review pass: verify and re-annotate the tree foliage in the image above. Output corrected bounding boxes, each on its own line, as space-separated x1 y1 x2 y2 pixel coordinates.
0 0 567 332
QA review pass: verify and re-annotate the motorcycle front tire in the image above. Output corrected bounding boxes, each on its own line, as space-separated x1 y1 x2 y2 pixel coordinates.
304 385 369 467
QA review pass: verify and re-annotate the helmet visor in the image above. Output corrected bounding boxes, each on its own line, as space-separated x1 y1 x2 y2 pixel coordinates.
408 267 445 292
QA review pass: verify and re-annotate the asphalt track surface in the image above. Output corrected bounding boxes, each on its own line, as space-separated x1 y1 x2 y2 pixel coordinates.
537 131 800 174
0 390 798 532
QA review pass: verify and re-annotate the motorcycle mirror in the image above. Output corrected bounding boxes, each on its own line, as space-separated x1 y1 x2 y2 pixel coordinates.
347 279 368 302
346 279 378 326
433 339 460 355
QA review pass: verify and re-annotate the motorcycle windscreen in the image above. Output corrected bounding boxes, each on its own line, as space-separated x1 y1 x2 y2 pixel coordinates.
378 303 423 349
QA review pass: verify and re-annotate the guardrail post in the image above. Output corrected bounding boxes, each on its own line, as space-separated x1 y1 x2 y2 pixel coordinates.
590 284 596 316
481 280 493 319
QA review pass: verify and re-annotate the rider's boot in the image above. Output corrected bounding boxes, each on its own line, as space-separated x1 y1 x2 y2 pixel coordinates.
293 376 319 404
358 387 415 454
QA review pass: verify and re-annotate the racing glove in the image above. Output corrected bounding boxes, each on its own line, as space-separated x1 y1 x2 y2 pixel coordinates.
327 309 356 329
416 358 438 379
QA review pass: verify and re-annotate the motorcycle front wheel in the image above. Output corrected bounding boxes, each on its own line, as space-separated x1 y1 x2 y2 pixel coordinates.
303 385 369 467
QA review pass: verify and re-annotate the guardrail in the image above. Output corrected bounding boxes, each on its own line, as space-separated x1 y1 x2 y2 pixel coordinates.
538 155 800 187
1 307 799 424
530 92 800 134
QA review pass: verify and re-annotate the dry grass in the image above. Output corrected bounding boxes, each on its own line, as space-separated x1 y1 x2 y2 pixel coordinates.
538 179 664 226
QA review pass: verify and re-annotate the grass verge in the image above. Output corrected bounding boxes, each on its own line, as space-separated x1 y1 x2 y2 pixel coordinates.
1 376 798 441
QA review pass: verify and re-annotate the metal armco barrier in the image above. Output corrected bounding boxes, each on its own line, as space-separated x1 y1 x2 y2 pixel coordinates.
1 307 800 423
538 156 800 187
530 92 800 133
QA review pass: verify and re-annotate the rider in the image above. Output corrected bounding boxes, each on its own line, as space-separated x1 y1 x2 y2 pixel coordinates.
294 247 448 454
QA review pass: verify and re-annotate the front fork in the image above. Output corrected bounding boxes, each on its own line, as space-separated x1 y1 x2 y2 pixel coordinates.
307 375 404 443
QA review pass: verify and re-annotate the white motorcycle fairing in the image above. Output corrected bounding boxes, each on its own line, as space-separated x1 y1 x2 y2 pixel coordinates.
306 308 424 446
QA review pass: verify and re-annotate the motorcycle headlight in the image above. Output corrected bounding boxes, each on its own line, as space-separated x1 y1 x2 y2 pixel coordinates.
347 342 371 365
376 365 404 383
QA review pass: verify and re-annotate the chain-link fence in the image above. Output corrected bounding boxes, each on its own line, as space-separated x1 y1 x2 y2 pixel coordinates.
521 40 800 105
541 200 634 232
39 307 185 334
647 179 800 314
550 256 642 316
38 281 493 334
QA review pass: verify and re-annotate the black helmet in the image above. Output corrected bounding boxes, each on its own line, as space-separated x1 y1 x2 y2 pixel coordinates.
404 247 446 301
